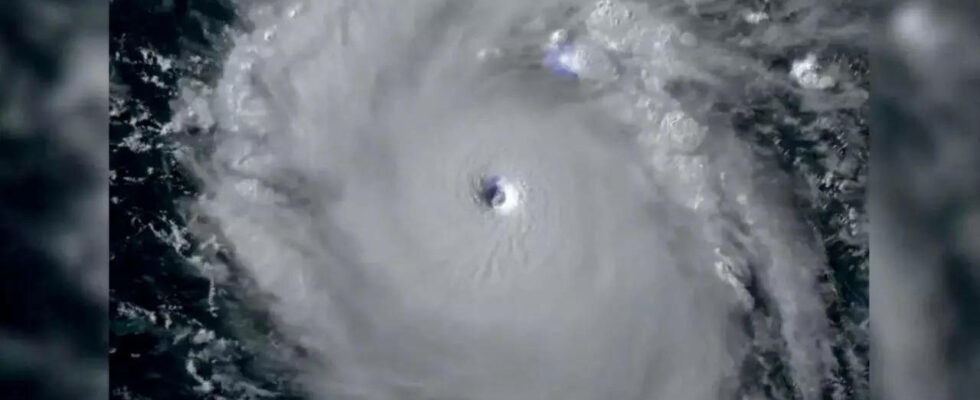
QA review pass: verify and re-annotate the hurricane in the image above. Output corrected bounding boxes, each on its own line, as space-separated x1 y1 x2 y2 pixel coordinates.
123 0 873 399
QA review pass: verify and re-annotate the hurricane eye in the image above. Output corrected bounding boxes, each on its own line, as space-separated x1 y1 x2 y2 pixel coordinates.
479 175 520 214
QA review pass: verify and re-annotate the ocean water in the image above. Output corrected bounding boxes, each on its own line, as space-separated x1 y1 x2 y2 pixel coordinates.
109 0 868 399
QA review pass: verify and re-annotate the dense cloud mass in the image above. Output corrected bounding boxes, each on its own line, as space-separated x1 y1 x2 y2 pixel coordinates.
162 0 867 399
